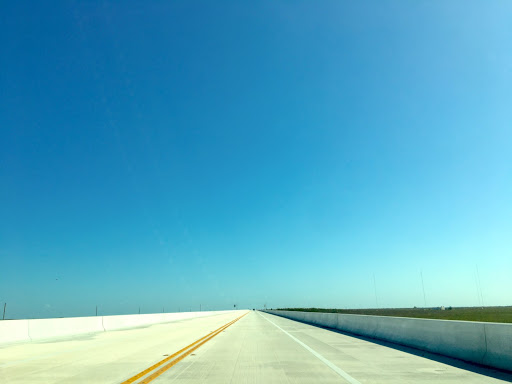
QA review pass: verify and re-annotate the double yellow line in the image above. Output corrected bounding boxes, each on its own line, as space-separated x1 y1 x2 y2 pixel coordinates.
121 312 248 384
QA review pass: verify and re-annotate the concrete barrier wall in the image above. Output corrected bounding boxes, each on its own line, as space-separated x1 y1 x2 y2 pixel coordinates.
28 316 104 340
318 312 338 329
483 322 512 370
102 311 218 331
264 310 512 373
162 313 187 322
0 319 30 344
0 310 234 345
102 313 164 331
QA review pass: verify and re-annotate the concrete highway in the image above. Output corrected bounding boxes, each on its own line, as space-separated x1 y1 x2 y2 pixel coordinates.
1 310 511 383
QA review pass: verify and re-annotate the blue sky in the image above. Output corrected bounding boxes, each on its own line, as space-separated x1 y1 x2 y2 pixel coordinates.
1 1 511 319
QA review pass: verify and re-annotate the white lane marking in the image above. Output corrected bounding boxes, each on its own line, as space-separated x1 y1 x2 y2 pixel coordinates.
259 312 362 384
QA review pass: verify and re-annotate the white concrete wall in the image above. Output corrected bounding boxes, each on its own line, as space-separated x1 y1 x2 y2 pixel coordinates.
264 310 512 373
0 319 30 344
483 322 512 370
28 316 104 340
102 313 164 331
0 310 234 345
101 311 217 331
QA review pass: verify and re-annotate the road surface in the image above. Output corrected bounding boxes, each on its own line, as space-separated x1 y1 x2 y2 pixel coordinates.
1 310 511 383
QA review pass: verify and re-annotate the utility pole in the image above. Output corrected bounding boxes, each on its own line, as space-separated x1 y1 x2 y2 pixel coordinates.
373 274 379 308
420 271 427 307
476 265 485 306
139 306 141 315
2 303 6 320
96 305 98 316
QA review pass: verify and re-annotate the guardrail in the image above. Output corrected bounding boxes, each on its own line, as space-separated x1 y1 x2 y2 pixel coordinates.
263 310 512 373
0 311 236 345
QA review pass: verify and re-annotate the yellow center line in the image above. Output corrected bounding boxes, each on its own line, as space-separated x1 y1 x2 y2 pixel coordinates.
120 314 243 384
139 313 247 384
120 312 248 384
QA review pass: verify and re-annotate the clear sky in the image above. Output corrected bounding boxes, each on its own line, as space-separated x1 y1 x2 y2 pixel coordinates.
1 1 511 319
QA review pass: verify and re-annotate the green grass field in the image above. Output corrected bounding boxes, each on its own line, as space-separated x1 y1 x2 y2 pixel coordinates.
278 306 512 323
